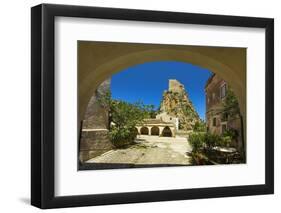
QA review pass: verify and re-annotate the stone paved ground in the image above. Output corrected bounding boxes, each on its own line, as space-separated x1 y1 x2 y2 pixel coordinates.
86 135 192 166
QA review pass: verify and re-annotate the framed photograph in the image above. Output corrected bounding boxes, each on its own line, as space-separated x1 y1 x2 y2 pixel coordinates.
31 3 274 209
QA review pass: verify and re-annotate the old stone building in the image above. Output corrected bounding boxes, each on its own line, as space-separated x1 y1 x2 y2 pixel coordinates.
135 118 176 137
205 74 242 149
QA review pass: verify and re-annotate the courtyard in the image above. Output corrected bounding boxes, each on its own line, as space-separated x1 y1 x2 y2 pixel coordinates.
84 135 192 169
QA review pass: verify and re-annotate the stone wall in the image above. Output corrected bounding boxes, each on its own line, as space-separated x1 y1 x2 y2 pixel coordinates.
205 74 227 109
79 130 113 162
79 79 113 163
156 112 179 130
205 74 243 150
82 79 110 129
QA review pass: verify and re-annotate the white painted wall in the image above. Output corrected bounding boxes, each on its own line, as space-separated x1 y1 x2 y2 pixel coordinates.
0 0 279 212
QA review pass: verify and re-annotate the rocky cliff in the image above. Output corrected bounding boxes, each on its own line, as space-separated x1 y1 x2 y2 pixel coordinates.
160 79 200 130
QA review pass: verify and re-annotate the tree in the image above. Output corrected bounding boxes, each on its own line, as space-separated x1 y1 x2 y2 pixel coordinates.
193 120 207 132
110 100 149 129
223 89 240 116
147 105 158 118
222 89 245 160
97 92 152 147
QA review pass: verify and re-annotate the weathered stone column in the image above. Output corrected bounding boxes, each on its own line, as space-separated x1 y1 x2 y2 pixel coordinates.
79 79 114 162
148 127 151 136
159 126 164 137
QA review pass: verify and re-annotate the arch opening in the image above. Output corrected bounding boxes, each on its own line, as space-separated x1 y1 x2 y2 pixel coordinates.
140 127 149 135
151 126 160 136
162 126 172 137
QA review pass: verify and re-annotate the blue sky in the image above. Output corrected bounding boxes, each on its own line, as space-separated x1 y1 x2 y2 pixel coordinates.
111 61 213 120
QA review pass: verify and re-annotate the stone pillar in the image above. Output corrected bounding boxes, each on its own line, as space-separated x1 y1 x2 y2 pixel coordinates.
159 126 164 137
82 79 110 129
148 127 151 135
171 127 176 137
136 126 141 135
175 118 179 131
79 79 114 163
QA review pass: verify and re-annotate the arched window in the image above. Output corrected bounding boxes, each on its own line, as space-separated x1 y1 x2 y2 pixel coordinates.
220 83 227 99
213 117 217 127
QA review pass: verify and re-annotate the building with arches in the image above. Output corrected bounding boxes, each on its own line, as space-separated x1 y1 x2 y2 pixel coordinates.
136 118 176 137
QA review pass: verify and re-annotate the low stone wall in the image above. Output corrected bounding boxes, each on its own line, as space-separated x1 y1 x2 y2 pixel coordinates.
79 129 114 162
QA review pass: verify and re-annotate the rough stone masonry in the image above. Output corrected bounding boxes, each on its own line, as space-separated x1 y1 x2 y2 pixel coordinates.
79 79 114 162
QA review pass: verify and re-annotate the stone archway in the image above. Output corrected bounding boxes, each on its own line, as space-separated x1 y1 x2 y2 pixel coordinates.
151 126 160 136
79 42 247 158
140 127 149 135
79 42 246 127
162 126 172 137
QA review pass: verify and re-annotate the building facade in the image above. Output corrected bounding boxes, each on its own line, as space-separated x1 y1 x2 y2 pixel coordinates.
205 74 242 149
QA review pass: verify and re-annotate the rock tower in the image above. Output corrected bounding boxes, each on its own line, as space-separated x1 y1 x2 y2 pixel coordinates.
160 79 200 131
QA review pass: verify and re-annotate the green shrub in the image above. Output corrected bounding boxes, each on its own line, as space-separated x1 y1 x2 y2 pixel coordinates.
189 132 228 153
188 131 240 165
109 126 137 148
193 121 206 132
204 133 222 150
223 128 239 140
221 128 239 147
221 136 232 147
189 133 205 153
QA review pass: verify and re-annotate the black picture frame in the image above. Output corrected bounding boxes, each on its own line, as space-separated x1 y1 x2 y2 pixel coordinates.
31 3 274 209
